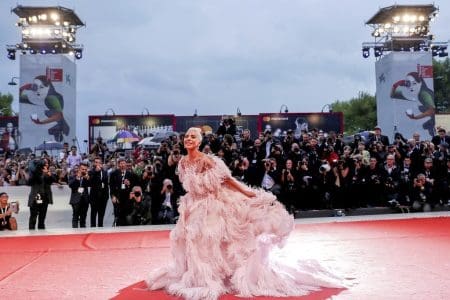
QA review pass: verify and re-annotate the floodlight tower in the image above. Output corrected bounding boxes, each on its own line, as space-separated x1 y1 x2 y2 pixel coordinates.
362 4 447 59
362 4 448 141
6 5 85 148
6 5 85 59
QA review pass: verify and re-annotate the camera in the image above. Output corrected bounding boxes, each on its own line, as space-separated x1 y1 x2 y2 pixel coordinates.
10 202 19 213
167 184 173 189
133 191 142 197
319 163 331 173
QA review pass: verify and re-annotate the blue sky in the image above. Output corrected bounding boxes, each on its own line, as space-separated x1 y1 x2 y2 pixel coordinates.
1 0 449 142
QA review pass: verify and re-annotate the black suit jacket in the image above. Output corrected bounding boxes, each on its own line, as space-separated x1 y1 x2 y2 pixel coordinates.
109 169 136 201
89 168 109 201
431 135 450 147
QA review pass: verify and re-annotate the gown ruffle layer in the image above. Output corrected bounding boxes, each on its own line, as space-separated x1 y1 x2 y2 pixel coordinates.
147 155 343 300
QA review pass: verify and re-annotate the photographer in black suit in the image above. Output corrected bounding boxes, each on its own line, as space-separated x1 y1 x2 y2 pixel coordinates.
89 157 109 227
28 159 55 230
69 162 90 228
126 186 152 225
109 158 137 226
368 126 390 147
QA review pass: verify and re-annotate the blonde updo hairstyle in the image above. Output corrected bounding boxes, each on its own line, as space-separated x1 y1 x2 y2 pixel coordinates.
186 127 203 143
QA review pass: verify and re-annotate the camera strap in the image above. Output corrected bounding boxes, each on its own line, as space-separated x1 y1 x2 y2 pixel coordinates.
0 206 7 224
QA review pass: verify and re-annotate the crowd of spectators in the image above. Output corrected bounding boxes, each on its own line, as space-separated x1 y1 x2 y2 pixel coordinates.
1 121 450 230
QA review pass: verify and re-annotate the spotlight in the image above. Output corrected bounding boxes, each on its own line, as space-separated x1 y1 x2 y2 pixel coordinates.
51 48 57 54
374 47 383 57
40 49 47 54
30 49 37 54
7 49 16 60
75 49 82 59
362 47 370 58
431 46 439 57
439 46 448 57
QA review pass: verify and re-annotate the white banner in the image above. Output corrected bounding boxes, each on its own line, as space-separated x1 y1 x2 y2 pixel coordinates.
375 52 435 140
19 55 76 149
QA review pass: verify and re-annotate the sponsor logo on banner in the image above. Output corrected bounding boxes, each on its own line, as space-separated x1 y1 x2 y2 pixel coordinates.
418 64 433 78
46 67 63 82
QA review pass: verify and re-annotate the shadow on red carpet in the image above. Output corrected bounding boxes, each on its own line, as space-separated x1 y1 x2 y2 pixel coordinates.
112 280 346 300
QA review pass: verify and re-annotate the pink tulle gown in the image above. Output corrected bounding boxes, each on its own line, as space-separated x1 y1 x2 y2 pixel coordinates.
147 155 343 300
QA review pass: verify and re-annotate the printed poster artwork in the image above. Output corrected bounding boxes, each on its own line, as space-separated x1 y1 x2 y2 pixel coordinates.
376 52 435 140
19 55 76 148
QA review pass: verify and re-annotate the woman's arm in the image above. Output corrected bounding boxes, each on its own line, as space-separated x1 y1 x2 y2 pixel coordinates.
406 107 435 120
224 177 256 198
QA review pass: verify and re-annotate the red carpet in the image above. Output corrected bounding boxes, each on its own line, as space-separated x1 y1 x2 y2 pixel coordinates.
1 217 450 299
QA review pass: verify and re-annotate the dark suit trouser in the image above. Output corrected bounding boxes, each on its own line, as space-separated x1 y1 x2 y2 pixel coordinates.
90 197 108 227
29 203 48 230
71 202 89 228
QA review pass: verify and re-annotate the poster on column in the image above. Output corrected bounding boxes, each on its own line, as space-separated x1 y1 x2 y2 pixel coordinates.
19 55 76 149
375 52 435 140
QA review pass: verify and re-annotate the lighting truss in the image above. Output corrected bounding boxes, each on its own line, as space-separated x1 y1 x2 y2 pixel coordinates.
6 5 85 59
361 4 447 59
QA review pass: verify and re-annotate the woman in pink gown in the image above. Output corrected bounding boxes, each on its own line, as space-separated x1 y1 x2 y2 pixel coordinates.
147 127 342 300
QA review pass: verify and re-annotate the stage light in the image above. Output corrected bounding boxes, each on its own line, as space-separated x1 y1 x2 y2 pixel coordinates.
439 46 448 57
431 46 439 57
30 48 36 54
362 47 370 58
393 15 400 23
40 49 46 54
75 49 82 59
51 49 57 54
374 47 383 57
63 21 69 26
50 13 59 21
7 49 16 60
402 14 410 22
384 23 391 29
39 14 47 21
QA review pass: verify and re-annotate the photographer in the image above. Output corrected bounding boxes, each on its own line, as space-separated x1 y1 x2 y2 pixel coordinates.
280 159 297 213
259 158 281 197
16 162 29 186
69 162 90 228
0 192 18 231
89 157 109 227
90 136 108 161
411 173 433 212
126 186 152 225
110 158 137 226
28 159 55 230
156 179 178 224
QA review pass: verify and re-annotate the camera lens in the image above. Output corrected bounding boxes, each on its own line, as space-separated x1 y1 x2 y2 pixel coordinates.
134 191 141 197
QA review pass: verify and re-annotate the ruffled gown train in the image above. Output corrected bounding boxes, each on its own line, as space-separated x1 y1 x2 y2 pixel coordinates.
147 156 343 300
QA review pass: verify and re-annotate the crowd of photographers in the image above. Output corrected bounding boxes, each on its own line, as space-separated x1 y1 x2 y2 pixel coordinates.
1 119 450 230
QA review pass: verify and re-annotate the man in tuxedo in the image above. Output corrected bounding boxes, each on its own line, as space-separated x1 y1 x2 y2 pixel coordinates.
431 128 450 147
109 158 137 226
68 162 90 228
89 157 109 227
368 126 390 146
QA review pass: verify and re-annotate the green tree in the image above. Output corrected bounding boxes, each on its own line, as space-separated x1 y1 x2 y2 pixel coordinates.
0 93 14 116
433 57 450 113
330 92 376 134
